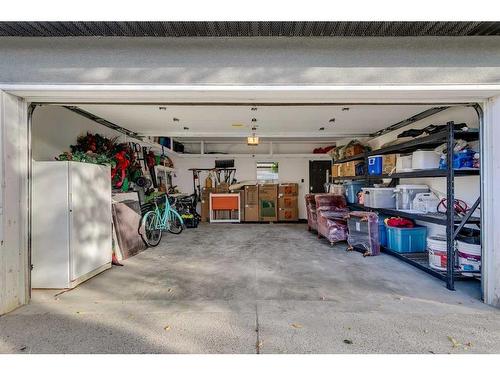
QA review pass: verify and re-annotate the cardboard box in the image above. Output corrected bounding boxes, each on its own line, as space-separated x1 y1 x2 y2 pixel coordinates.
279 195 298 209
232 189 245 222
278 195 298 221
344 160 363 177
278 183 298 197
200 187 214 222
345 144 365 157
244 185 259 222
258 184 278 222
383 154 397 175
279 207 298 221
332 164 340 178
338 163 346 177
214 182 230 193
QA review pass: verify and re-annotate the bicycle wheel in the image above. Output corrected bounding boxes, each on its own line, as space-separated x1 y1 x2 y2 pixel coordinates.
168 210 184 235
141 211 163 247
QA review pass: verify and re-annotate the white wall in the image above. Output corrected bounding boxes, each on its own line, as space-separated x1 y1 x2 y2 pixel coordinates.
32 106 127 161
172 155 328 219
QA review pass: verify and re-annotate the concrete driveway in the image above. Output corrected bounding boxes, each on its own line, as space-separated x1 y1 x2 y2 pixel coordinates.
1 224 499 353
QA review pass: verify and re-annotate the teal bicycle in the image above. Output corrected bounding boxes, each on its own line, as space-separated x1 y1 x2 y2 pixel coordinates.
140 194 184 247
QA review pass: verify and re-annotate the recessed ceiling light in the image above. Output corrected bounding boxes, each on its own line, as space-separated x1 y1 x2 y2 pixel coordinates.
251 106 258 111
251 118 257 122
159 106 167 111
173 117 180 122
183 127 189 130
342 107 350 111
329 118 336 122
319 127 325 131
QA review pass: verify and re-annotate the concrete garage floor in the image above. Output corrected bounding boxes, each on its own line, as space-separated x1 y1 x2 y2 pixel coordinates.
1 223 499 354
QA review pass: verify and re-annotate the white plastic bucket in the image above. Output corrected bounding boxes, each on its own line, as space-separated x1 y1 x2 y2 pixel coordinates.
427 236 447 271
457 240 481 272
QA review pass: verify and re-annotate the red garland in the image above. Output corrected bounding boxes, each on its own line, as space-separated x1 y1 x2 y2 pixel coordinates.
111 150 131 188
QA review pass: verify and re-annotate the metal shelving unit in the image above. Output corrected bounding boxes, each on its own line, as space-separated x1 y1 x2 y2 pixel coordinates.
334 122 481 290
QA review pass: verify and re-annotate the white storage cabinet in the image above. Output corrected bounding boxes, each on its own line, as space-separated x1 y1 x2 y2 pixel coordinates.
32 161 112 289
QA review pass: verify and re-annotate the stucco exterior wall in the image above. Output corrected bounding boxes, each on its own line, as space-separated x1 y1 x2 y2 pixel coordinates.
0 37 499 86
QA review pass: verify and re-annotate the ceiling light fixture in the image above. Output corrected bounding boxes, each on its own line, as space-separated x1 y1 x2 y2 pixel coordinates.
329 118 336 122
173 117 180 122
248 125 259 146
183 126 189 130
251 118 257 122
159 106 167 111
247 135 259 146
342 107 350 111
251 106 258 111
319 127 325 131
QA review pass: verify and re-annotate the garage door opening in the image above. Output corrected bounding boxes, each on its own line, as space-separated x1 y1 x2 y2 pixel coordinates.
27 102 483 305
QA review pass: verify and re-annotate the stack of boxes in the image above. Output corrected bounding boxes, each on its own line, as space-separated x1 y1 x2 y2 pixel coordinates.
278 183 299 221
203 182 299 223
258 184 278 222
243 185 259 221
332 144 367 178
240 183 299 222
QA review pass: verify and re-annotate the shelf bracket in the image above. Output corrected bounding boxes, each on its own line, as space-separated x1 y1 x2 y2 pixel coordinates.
453 197 481 239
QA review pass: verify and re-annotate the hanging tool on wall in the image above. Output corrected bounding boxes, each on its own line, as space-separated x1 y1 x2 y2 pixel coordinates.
145 150 158 188
129 142 147 173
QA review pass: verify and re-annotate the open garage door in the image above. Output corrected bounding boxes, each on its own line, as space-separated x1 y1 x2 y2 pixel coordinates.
1 85 500 314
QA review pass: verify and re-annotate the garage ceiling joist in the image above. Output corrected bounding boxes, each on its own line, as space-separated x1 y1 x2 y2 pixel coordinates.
1 21 500 37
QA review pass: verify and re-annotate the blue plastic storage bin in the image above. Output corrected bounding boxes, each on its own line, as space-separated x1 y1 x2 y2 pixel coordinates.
378 216 389 247
385 225 427 253
368 156 383 175
345 181 366 204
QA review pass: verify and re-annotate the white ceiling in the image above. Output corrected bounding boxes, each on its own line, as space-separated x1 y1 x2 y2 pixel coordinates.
78 104 436 139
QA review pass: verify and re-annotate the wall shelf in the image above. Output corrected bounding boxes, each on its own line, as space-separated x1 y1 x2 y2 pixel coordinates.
332 153 366 164
339 123 481 291
365 129 479 157
154 165 176 173
176 153 332 159
380 247 480 281
333 168 480 181
347 202 480 226
139 140 180 157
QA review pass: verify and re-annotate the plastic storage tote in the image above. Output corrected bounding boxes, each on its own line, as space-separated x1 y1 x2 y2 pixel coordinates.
385 225 427 253
368 156 383 175
346 211 380 256
396 154 413 172
394 185 429 210
378 215 389 247
329 184 346 195
411 150 440 170
363 187 396 209
345 181 367 204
